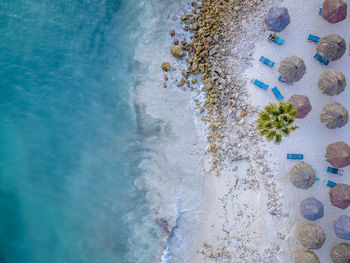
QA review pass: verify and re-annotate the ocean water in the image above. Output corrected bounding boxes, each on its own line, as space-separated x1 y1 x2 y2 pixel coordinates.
0 0 204 262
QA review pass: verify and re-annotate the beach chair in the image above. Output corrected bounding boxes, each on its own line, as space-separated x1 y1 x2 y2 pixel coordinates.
259 56 275 67
272 87 284 100
316 177 320 181
287 154 304 160
268 34 285 44
327 180 337 188
314 53 329 65
308 34 320 43
278 75 293 84
319 8 322 15
327 166 344 175
253 79 269 90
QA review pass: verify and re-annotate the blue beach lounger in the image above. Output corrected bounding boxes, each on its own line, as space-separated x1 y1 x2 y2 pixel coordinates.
308 34 320 43
327 180 337 188
319 8 322 15
253 79 269 90
278 75 293 84
327 167 344 175
287 154 304 160
268 34 285 44
259 56 275 67
314 53 329 65
272 87 284 100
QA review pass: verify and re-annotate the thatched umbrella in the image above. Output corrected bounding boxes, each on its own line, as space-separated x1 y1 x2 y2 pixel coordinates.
294 250 320 263
322 0 347 24
326 141 350 168
320 103 349 129
278 56 306 83
298 222 326 250
265 7 290 32
329 183 350 209
300 197 324 221
331 243 350 263
334 215 350 240
288 95 312 118
318 70 346 96
290 163 316 189
317 34 346 61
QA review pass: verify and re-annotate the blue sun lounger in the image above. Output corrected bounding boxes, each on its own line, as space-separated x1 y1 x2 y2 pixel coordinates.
327 167 344 175
287 154 304 160
272 87 284 100
268 34 285 44
314 53 329 65
253 79 269 90
278 75 293 84
259 56 275 67
319 8 322 15
327 180 337 188
308 34 320 43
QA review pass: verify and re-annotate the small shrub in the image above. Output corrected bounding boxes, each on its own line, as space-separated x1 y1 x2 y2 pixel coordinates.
256 102 299 144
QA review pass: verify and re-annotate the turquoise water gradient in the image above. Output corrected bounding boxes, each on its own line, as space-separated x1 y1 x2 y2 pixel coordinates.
0 1 154 262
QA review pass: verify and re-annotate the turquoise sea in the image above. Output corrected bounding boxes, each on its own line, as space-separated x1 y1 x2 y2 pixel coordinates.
0 0 162 262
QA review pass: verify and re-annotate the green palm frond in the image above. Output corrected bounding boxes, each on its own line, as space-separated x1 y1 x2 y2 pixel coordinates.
256 102 299 144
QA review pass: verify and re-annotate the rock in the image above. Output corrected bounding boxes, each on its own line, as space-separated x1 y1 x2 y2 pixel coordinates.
171 45 184 57
287 95 312 118
300 197 324 221
320 103 348 129
298 222 326 250
334 215 350 240
161 62 171 72
170 30 175 37
325 141 350 168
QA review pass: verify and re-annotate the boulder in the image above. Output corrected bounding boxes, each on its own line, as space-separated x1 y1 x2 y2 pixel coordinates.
161 62 171 72
300 197 324 221
171 45 184 57
288 95 312 118
325 141 350 168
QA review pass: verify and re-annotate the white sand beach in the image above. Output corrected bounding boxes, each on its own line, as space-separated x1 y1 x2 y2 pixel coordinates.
179 0 350 262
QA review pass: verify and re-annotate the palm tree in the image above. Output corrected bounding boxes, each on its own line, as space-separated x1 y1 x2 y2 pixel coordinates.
256 102 299 144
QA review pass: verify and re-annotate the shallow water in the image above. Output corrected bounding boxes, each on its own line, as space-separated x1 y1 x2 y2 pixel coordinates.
0 0 204 262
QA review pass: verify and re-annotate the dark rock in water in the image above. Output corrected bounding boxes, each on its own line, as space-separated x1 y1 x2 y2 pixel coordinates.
322 0 347 24
330 183 350 209
331 242 350 263
325 141 350 168
156 218 171 235
264 7 290 32
288 95 312 119
334 215 350 240
300 197 324 221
